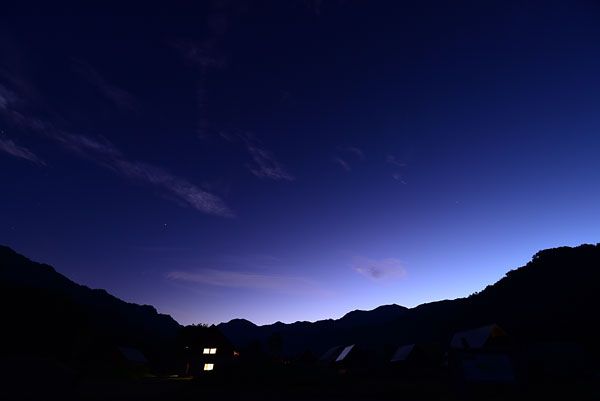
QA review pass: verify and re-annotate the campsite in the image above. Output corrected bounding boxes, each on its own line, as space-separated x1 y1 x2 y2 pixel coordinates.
2 2 600 400
1 244 599 400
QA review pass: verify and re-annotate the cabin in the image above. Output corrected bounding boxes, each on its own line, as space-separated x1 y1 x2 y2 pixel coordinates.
180 325 237 377
449 324 516 385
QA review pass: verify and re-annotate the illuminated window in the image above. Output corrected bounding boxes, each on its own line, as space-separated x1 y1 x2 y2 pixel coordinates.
202 348 210 354
203 363 214 371
209 348 217 354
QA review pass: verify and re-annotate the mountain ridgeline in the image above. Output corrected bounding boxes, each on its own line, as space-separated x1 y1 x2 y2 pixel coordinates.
219 243 600 358
1 243 599 369
0 245 181 372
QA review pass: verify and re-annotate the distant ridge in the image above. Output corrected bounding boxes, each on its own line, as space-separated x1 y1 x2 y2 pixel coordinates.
0 245 181 370
219 243 600 357
2 243 599 362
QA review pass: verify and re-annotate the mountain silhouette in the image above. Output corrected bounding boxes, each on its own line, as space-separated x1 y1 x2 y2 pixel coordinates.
2 243 599 369
0 245 181 373
219 244 600 359
219 304 408 357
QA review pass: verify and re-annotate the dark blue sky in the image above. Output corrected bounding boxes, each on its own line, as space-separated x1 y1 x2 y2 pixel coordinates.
2 1 600 325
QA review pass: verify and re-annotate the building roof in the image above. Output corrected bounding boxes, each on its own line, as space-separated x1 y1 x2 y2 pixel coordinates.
390 344 416 362
335 344 355 362
450 324 507 349
117 346 148 364
319 345 342 363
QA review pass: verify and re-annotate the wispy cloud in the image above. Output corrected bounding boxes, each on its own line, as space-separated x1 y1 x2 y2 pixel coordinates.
172 7 293 182
171 1 242 139
343 146 365 161
243 136 294 181
173 40 226 69
167 269 325 295
353 257 407 281
221 131 294 181
113 158 234 217
386 154 406 168
0 135 45 165
172 40 224 138
386 155 408 183
334 145 365 171
392 172 406 184
0 85 15 109
333 156 351 171
53 131 233 217
72 59 138 112
0 77 233 217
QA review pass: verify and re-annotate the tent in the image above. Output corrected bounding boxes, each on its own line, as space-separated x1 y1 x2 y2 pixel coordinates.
117 346 148 365
318 344 369 374
451 324 508 350
336 345 355 362
391 344 417 363
458 353 515 383
391 343 442 364
319 345 344 364
113 346 150 378
450 324 515 385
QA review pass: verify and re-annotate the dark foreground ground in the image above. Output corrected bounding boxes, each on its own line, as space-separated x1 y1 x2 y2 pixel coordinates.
2 372 599 401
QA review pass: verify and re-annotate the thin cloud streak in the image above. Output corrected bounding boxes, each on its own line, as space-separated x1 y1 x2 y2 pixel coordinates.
334 145 365 171
72 59 138 111
353 257 407 281
386 154 406 168
173 40 225 69
171 0 242 139
392 172 407 184
172 40 224 138
333 156 351 171
173 9 292 179
113 159 234 217
244 136 294 181
387 155 407 183
167 269 327 295
0 136 45 165
0 78 233 217
343 146 365 161
221 131 294 181
0 85 15 109
54 131 233 217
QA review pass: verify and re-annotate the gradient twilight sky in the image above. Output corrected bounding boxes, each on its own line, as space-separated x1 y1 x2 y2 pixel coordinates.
1 1 600 326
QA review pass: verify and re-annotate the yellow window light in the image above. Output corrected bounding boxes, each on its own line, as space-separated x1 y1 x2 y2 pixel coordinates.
203 363 214 371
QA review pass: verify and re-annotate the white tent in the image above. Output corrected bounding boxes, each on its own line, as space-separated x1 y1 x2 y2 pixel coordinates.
319 345 343 363
335 345 355 362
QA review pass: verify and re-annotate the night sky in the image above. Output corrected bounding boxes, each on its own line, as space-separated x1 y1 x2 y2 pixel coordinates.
2 1 600 326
